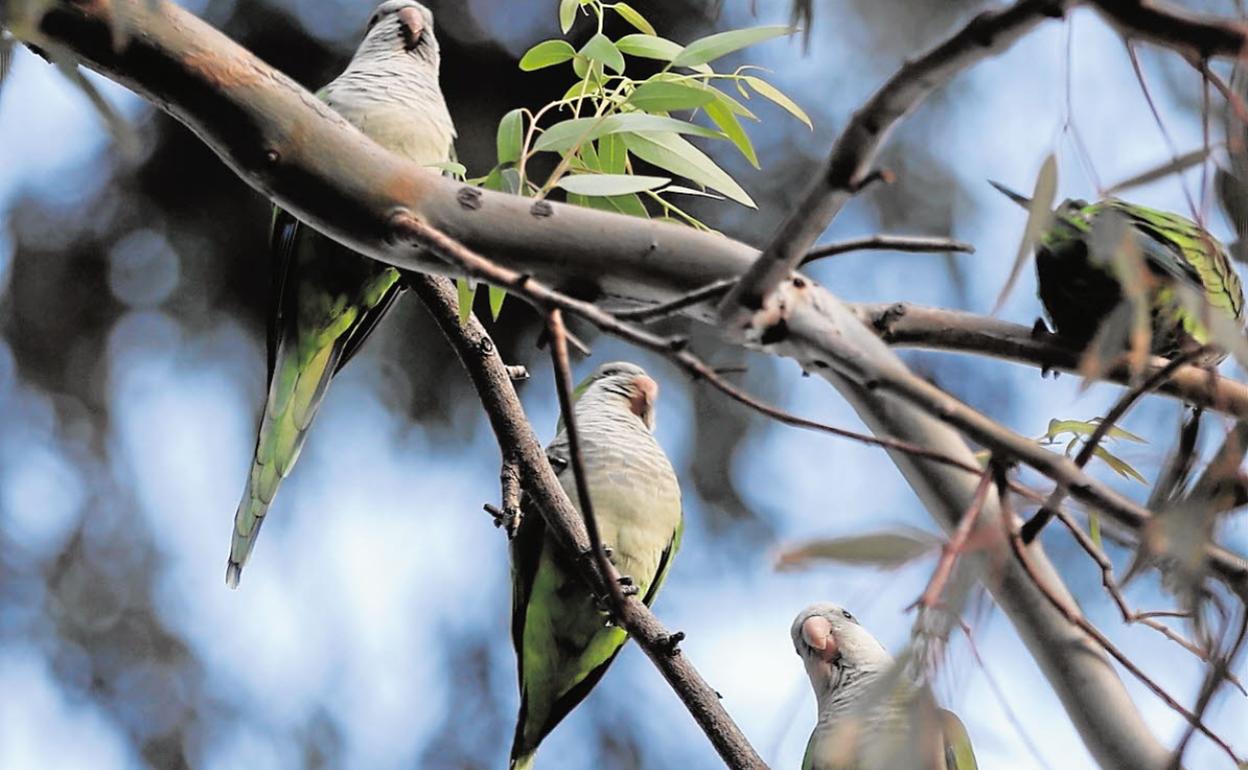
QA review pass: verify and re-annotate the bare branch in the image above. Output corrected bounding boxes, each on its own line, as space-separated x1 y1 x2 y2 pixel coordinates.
717 0 1069 330
854 302 1248 420
1089 0 1248 59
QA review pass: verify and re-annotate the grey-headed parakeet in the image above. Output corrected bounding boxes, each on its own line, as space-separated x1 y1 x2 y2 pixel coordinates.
227 0 455 587
510 362 683 770
792 603 977 770
993 184 1244 365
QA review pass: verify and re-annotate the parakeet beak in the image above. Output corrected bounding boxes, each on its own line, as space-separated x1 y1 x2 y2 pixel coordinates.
398 7 425 51
801 615 840 663
627 375 658 430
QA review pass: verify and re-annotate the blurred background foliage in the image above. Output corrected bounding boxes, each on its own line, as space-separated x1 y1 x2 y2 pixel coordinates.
0 1 1246 769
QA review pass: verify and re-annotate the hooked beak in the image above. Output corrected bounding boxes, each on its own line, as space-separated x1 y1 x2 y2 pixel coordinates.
988 179 1032 209
801 615 841 664
398 7 425 51
628 375 659 430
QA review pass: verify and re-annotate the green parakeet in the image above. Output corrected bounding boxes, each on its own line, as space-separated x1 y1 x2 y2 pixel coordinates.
993 183 1244 365
791 604 977 770
227 0 455 587
509 362 683 770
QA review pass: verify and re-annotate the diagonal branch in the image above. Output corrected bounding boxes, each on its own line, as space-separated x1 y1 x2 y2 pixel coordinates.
1088 0 1248 58
716 0 1070 330
407 273 767 770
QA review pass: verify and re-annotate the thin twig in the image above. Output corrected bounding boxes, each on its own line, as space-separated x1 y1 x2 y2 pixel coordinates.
995 467 1244 764
1020 348 1205 542
546 308 626 609
1166 608 1248 769
407 273 767 769
910 466 994 611
616 234 973 324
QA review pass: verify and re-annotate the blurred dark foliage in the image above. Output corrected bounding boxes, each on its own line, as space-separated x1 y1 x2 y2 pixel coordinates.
0 0 1055 767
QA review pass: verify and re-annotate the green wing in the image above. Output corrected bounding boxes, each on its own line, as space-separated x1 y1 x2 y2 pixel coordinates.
938 709 978 770
508 476 681 767
226 210 403 587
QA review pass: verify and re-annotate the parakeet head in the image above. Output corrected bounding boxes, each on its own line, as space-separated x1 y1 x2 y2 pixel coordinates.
577 361 660 432
359 1 440 62
791 603 891 695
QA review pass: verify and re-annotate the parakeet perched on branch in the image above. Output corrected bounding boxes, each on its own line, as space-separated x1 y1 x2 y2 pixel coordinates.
993 183 1244 365
227 0 455 587
510 362 683 770
791 603 977 770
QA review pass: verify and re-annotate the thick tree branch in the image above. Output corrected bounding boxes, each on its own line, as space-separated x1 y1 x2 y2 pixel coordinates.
1088 0 1248 58
853 302 1248 420
716 0 1069 330
407 274 766 770
14 2 1248 766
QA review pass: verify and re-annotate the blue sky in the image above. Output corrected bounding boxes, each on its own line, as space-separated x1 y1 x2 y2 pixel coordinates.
1 1 1246 769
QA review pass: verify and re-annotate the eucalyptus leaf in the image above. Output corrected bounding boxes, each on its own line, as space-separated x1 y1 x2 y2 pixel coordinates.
672 25 793 68
534 113 720 153
519 39 576 71
628 80 715 112
612 3 656 35
580 33 625 75
621 131 755 207
559 0 578 33
557 173 670 196
705 98 758 167
775 529 940 570
488 286 507 321
742 75 811 128
496 108 524 165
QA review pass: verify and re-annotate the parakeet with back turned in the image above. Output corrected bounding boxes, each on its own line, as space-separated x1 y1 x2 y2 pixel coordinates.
227 0 455 587
993 183 1244 366
791 603 977 770
510 362 683 770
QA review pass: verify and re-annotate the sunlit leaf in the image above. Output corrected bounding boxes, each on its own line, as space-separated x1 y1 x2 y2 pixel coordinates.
560 78 602 102
742 75 811 129
568 191 649 218
488 286 507 321
775 529 940 570
671 25 793 68
534 113 720 153
659 185 724 199
580 33 625 75
621 131 755 207
559 0 579 33
705 98 758 167
616 34 713 73
1092 446 1148 483
427 160 467 179
457 278 476 326
627 80 715 112
519 39 576 71
992 153 1057 314
1041 418 1145 444
598 134 627 174
1089 512 1103 551
612 3 656 35
496 108 524 165
557 173 670 196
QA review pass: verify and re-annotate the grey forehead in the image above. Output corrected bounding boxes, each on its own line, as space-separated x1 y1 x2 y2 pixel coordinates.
592 361 647 380
790 603 850 634
374 0 431 17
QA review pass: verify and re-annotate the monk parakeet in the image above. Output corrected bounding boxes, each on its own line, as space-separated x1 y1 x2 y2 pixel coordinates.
226 0 455 587
993 183 1244 365
509 362 683 770
791 603 977 770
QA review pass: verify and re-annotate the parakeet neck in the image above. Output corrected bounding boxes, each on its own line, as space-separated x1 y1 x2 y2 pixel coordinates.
816 660 893 727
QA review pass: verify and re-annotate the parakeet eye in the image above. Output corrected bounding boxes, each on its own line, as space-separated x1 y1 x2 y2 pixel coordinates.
366 13 381 29
841 609 854 621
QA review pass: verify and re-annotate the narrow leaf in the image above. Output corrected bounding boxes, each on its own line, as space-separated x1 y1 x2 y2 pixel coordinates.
456 278 476 326
671 25 793 68
1104 147 1212 197
488 286 507 321
612 3 656 35
621 131 755 207
742 75 811 129
628 80 716 112
1092 446 1148 483
519 39 576 71
992 153 1058 314
599 134 627 174
534 113 720 153
775 529 940 570
557 173 670 196
559 0 579 33
1089 512 1103 551
580 33 625 75
427 160 467 179
497 108 524 165
705 98 758 167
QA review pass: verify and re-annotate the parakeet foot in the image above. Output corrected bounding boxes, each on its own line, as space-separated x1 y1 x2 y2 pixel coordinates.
617 575 639 597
